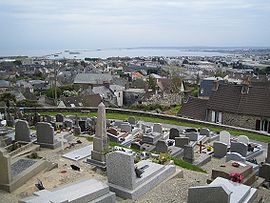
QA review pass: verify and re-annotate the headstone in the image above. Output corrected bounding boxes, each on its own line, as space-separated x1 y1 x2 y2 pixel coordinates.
6 116 15 127
155 140 168 154
142 132 162 145
238 135 249 145
64 120 73 129
213 141 228 158
120 123 132 133
79 120 86 132
131 142 141 151
185 132 199 141
36 122 59 149
266 143 270 164
259 163 270 182
45 115 53 122
153 123 162 133
169 128 180 139
230 141 248 157
188 177 258 203
200 128 210 137
55 114 64 122
73 126 81 136
175 137 189 148
15 120 31 142
219 131 231 145
0 148 11 186
183 145 194 163
128 116 136 125
226 152 246 162
106 151 176 199
87 103 108 168
114 121 124 128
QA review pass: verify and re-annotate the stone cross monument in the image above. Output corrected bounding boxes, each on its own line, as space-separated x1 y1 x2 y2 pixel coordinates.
87 102 108 168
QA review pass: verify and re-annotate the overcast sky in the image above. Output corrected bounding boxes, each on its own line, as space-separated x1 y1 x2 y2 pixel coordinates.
0 0 270 53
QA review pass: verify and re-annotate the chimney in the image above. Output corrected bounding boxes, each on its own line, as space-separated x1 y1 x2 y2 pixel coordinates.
212 80 219 91
241 76 251 94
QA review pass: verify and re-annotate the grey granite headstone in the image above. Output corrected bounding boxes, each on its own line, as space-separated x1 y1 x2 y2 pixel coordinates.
200 128 210 137
238 135 249 145
64 120 73 129
120 123 132 133
186 132 199 141
226 152 246 162
175 137 189 148
230 141 248 157
183 145 194 163
213 141 228 158
153 123 162 133
155 140 168 154
259 163 270 182
107 151 135 190
131 142 141 151
169 128 179 139
15 120 31 142
55 114 64 122
266 143 270 164
36 122 59 149
79 120 86 132
128 116 136 125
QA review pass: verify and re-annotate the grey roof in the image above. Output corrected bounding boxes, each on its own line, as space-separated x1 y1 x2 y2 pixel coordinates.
74 73 112 85
0 80 10 88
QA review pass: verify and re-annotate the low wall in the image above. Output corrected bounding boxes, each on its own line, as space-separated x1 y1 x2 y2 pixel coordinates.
1 107 269 137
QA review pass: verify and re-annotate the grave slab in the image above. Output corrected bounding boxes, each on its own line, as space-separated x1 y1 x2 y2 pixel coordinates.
62 145 93 161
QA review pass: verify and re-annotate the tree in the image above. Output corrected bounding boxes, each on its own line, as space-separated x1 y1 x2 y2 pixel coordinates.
13 60 22 66
147 76 157 92
0 92 16 108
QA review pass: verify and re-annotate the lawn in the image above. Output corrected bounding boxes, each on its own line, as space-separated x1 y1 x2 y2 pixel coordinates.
38 111 270 143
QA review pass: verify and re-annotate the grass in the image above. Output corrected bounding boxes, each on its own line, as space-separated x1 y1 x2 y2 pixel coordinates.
37 111 270 143
171 157 207 173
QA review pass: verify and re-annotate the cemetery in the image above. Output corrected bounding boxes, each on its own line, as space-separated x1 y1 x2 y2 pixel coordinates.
0 105 270 202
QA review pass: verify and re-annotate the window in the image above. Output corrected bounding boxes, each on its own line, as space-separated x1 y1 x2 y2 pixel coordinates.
211 111 222 123
256 119 270 132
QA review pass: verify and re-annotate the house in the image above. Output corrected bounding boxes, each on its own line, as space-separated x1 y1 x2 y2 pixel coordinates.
198 77 225 99
74 73 112 89
58 95 102 107
0 80 11 93
179 83 270 132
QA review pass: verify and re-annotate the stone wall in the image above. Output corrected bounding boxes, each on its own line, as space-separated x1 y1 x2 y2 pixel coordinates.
222 112 261 130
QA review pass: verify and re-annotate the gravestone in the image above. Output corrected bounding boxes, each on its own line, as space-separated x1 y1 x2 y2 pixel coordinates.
230 141 248 157
6 116 15 127
106 151 176 199
108 128 118 136
183 145 194 163
131 142 141 151
259 163 270 182
87 103 108 168
219 131 231 145
55 114 64 122
213 141 228 158
120 123 132 133
153 123 162 133
128 116 136 125
45 115 53 123
226 152 246 162
238 135 249 145
188 177 258 203
15 120 31 142
175 137 189 148
266 143 270 164
186 132 199 141
169 128 180 139
155 140 168 154
114 121 124 128
142 132 162 145
0 148 11 186
20 179 116 203
79 120 86 132
36 122 60 149
64 120 73 129
200 128 210 137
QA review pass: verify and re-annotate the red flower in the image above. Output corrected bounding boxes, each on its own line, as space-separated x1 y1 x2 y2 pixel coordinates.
229 172 244 183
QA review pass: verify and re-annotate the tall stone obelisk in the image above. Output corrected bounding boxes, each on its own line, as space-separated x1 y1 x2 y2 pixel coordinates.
87 102 108 168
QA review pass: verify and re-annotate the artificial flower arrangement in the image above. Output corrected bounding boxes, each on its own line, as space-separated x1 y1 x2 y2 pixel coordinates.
229 172 244 183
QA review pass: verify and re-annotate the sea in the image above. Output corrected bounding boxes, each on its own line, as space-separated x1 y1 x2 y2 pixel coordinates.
0 48 234 59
